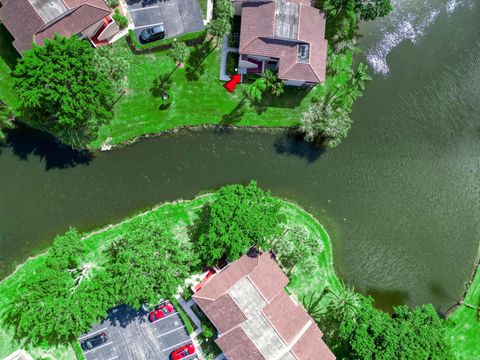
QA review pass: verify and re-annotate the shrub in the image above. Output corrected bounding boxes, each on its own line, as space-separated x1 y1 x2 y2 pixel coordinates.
113 9 128 29
71 339 86 360
128 29 207 52
171 298 195 334
106 0 119 7
225 52 238 75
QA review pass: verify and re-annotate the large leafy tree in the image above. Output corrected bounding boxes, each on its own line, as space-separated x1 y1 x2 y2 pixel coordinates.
336 295 452 359
193 181 286 266
13 35 117 148
105 220 193 309
4 229 114 345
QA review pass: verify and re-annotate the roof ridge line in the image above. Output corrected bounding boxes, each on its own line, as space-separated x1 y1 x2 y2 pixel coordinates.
280 320 313 360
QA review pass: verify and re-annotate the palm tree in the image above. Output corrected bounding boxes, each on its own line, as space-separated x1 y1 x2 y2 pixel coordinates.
327 283 360 321
350 63 372 92
264 70 285 97
207 18 231 46
244 78 266 103
168 41 190 68
0 100 15 140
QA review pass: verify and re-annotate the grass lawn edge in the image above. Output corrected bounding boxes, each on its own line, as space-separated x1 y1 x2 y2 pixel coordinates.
0 192 339 359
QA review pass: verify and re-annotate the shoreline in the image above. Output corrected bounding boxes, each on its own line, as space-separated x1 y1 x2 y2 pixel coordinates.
91 124 298 151
2 189 479 319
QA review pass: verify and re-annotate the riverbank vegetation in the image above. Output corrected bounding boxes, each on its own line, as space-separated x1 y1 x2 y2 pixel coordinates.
1 182 476 359
0 0 391 150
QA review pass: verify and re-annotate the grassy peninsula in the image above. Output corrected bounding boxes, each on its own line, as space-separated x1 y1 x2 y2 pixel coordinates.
0 189 340 359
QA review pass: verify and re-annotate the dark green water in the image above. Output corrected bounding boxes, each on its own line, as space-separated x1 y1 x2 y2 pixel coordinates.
1 0 479 313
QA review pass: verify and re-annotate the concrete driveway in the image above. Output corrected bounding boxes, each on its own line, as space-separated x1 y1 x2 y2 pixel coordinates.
78 304 195 360
126 0 204 42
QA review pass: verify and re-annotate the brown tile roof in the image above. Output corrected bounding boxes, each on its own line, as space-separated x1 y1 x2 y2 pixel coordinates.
261 291 311 344
63 0 109 11
34 4 110 46
238 0 327 83
216 327 265 360
238 2 275 54
248 252 289 302
0 0 110 54
0 0 44 53
193 254 258 301
291 323 335 360
194 294 247 334
193 251 335 360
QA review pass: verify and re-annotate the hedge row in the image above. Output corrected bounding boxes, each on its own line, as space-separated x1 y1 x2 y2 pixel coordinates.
171 298 195 335
71 339 86 360
127 29 207 53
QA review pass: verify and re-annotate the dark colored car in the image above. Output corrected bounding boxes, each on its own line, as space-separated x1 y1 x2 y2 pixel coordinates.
140 24 166 42
81 332 108 351
149 302 174 322
171 343 195 360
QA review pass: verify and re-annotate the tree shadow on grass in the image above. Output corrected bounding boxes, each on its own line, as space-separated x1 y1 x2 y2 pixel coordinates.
150 73 173 98
0 24 19 71
221 97 247 125
2 124 94 170
185 40 216 81
273 129 324 163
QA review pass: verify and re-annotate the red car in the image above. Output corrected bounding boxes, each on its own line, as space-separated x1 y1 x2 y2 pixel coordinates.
171 344 195 359
149 303 174 322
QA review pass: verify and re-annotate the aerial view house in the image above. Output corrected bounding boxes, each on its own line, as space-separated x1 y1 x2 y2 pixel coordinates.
234 0 328 86
193 250 335 360
0 0 119 54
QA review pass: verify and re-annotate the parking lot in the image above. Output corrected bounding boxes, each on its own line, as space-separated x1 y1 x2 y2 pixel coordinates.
78 304 194 360
127 0 204 42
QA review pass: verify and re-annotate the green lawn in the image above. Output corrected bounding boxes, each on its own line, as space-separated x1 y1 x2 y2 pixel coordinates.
446 251 480 360
0 194 340 359
91 38 353 147
0 24 19 108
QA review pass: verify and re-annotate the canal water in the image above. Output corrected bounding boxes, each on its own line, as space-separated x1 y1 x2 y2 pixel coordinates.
1 0 479 313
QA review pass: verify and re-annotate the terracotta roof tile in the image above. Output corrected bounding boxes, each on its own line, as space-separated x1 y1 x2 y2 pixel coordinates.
0 0 44 53
239 1 275 53
238 0 327 83
63 0 109 11
0 0 111 54
216 327 266 360
194 294 247 334
292 323 336 360
34 5 110 46
262 292 311 344
248 252 288 301
193 254 258 301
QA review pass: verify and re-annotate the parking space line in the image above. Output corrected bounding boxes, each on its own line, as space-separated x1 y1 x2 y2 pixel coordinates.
134 22 165 30
162 339 192 353
105 356 119 360
130 5 161 12
83 341 113 354
151 312 178 324
157 325 186 338
78 327 108 340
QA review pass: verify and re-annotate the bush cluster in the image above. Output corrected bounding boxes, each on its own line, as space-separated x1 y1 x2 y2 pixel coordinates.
128 29 206 52
113 9 128 29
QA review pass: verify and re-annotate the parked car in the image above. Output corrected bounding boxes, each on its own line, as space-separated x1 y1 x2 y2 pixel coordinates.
149 302 174 322
80 332 108 351
171 344 195 360
140 24 165 42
